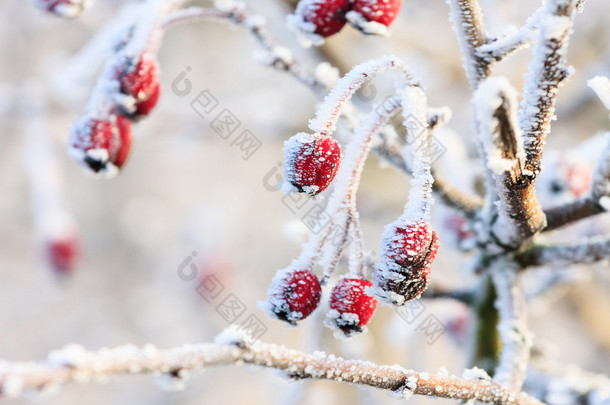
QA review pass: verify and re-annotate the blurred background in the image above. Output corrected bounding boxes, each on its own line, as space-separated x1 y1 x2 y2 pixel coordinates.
0 0 609 403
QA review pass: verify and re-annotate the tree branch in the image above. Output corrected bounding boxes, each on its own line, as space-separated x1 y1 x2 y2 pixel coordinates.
491 264 532 392
0 335 544 405
446 0 493 89
517 234 610 267
519 0 578 178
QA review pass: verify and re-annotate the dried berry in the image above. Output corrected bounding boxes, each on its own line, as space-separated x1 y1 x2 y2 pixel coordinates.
68 114 132 177
374 221 439 305
284 133 341 196
325 277 377 337
263 269 322 325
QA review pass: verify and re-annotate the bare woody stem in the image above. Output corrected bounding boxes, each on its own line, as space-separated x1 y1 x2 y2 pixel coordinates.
0 338 544 405
543 197 604 232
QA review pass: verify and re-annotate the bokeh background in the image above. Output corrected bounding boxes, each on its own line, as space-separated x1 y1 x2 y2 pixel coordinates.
0 0 609 404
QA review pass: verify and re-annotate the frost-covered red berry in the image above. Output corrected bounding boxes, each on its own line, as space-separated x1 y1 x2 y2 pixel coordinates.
263 268 322 325
325 277 377 337
45 237 78 276
284 133 341 196
374 221 439 305
68 114 132 177
347 0 402 34
33 0 92 18
116 54 160 120
287 0 351 45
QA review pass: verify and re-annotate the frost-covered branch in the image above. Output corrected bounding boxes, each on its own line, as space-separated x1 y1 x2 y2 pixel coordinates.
519 0 578 178
544 78 610 231
491 265 532 392
446 0 492 89
0 334 544 405
474 77 546 245
518 234 610 267
476 8 543 63
161 6 326 95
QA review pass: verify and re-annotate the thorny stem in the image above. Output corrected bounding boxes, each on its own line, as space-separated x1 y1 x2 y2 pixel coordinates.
0 338 545 405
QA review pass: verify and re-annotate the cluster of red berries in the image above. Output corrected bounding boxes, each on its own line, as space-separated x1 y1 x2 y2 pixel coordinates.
374 221 439 305
283 133 342 196
263 269 377 337
290 0 402 41
69 54 161 176
33 0 92 18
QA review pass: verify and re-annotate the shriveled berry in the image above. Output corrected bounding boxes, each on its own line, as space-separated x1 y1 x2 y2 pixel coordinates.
288 0 352 45
263 269 322 325
284 133 341 196
68 114 132 177
116 54 160 119
32 0 91 18
374 221 439 305
325 277 377 337
350 0 402 28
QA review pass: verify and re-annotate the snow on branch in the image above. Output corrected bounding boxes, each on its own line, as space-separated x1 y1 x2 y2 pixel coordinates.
491 265 532 392
474 77 546 245
476 8 543 64
161 6 327 95
518 234 610 267
446 0 492 89
0 332 545 405
519 0 578 178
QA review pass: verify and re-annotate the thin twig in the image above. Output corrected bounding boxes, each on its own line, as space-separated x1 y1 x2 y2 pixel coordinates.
0 337 544 405
517 235 610 267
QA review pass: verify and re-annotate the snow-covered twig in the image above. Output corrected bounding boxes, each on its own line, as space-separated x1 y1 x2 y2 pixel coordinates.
474 77 546 245
519 235 610 267
161 6 327 95
519 0 578 178
0 334 545 405
491 265 532 392
446 0 493 89
476 8 543 63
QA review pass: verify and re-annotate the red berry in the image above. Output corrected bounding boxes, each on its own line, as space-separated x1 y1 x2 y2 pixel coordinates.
326 277 377 336
350 0 402 27
284 133 341 196
117 55 160 119
68 114 132 176
290 0 352 39
374 221 439 305
46 237 78 276
264 269 322 325
33 0 91 18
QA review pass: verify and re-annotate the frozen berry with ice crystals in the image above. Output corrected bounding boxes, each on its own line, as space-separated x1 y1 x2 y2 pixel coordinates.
263 269 322 325
284 133 341 196
116 54 160 120
325 277 377 337
374 221 439 305
349 0 402 29
68 114 132 177
287 0 351 45
33 0 91 18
